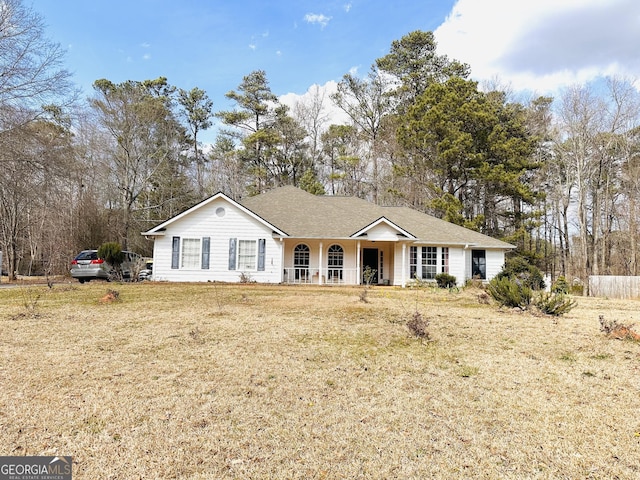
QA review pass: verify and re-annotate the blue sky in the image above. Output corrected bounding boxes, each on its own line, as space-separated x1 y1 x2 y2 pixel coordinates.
31 1 454 99
31 0 640 142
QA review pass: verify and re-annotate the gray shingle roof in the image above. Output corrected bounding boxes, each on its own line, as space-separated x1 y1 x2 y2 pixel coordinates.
240 186 514 249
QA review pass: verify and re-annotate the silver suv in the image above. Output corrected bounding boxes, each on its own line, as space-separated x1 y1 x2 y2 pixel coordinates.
70 249 142 283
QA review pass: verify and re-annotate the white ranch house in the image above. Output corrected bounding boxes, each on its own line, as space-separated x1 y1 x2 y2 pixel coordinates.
142 186 514 286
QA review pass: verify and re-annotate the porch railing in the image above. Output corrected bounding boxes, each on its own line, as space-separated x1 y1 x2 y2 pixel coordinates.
283 267 360 285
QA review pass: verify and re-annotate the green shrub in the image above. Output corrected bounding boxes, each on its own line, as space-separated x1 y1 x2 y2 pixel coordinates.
97 242 124 268
497 256 545 290
435 273 457 289
534 292 576 316
487 276 532 310
551 276 569 294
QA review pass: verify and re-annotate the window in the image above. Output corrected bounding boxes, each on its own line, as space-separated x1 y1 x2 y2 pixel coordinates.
472 250 486 279
327 244 343 282
229 238 265 271
181 238 201 269
379 250 384 282
294 244 310 281
172 237 210 270
441 247 449 273
238 240 257 270
422 247 437 279
409 246 418 279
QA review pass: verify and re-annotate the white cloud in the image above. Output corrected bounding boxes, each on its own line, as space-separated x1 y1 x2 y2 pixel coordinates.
279 81 351 126
304 13 332 28
344 3 352 13
435 0 640 95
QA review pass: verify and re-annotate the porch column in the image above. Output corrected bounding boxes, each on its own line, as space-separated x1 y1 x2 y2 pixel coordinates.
280 238 285 283
318 241 323 285
356 240 361 285
401 243 407 288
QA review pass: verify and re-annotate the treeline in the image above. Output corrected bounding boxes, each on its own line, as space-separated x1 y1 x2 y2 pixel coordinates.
1 0 640 287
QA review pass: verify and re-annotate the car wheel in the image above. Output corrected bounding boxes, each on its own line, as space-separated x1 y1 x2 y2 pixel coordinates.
78 278 85 284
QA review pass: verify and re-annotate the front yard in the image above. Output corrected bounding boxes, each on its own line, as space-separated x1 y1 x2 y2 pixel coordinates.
1 282 639 478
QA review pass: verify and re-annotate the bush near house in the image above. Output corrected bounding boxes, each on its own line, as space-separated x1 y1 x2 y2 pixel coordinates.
488 276 532 310
490 260 576 316
496 256 545 290
435 272 457 289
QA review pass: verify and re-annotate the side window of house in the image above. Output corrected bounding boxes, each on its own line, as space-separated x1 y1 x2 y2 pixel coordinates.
409 246 418 279
171 236 210 269
238 240 257 270
182 238 201 269
441 247 449 273
229 238 266 271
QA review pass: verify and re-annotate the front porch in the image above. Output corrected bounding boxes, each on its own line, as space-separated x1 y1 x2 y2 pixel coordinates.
278 238 467 287
279 238 403 286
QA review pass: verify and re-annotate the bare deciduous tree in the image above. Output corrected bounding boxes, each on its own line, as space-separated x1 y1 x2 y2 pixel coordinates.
0 0 74 130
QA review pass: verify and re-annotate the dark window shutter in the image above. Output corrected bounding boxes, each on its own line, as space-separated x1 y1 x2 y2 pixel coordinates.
257 238 266 271
171 237 180 269
228 238 237 270
201 237 210 269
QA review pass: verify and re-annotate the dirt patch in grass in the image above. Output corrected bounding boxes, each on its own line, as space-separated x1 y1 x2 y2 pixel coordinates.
1 283 639 478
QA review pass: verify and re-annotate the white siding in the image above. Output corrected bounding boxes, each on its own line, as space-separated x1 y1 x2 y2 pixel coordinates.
447 247 466 285
151 198 282 283
485 249 505 280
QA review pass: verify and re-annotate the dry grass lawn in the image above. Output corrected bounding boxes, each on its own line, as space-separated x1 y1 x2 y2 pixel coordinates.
1 281 639 479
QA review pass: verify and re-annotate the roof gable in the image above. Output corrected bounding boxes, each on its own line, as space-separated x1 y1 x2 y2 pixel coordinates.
142 192 287 237
351 217 416 240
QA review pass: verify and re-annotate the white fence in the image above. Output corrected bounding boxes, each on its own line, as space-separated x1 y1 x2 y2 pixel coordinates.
589 276 640 299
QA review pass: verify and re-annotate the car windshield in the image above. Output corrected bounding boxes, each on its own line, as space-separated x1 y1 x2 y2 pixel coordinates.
75 251 98 261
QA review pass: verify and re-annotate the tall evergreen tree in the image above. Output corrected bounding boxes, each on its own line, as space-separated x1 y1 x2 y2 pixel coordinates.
178 87 214 198
398 77 540 238
216 70 279 194
376 30 470 113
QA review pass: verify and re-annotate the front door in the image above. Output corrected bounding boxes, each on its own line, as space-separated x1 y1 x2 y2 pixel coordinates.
362 248 379 284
